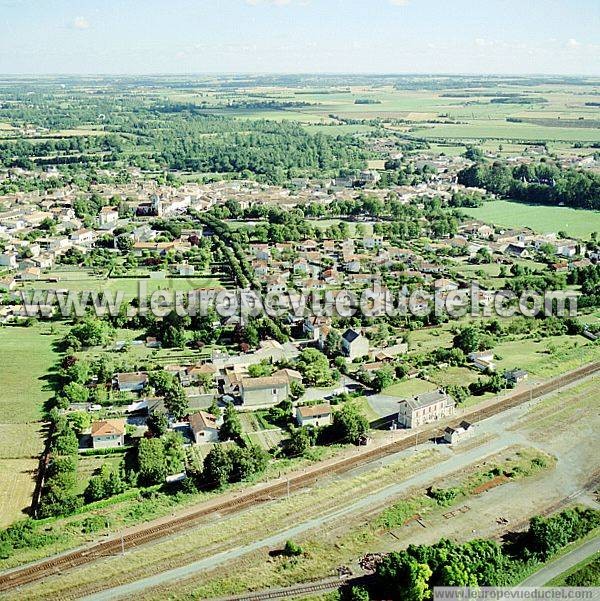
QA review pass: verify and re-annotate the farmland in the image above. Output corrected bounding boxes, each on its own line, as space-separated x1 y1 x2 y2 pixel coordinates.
463 200 600 238
167 81 600 150
18 273 223 301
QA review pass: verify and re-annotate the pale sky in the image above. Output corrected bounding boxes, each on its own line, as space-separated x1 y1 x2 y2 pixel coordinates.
0 0 598 75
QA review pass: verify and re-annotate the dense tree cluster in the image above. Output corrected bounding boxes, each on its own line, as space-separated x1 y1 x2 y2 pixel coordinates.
371 507 600 601
458 160 600 210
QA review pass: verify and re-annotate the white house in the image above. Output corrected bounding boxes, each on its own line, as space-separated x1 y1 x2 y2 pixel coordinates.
98 206 119 227
189 411 220 444
114 372 148 392
296 403 332 428
363 235 384 250
468 350 496 372
341 329 369 361
240 375 289 409
443 421 476 445
91 419 125 449
0 252 18 269
70 228 97 246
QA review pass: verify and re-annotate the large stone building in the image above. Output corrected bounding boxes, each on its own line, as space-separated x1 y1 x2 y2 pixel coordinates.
397 389 456 429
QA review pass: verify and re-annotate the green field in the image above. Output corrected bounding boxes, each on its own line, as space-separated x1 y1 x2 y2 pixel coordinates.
0 325 60 526
178 83 600 146
416 119 600 142
0 325 59 423
463 200 600 239
382 378 437 398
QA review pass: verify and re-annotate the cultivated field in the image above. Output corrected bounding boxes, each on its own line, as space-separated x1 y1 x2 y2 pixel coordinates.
171 83 600 148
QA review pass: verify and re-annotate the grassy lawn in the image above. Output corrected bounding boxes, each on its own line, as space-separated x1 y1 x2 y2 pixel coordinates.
428 366 481 389
382 378 437 398
0 325 59 423
352 396 381 423
20 275 223 301
0 459 38 528
407 326 454 354
309 218 370 237
0 324 61 526
492 335 599 377
463 200 600 239
75 455 124 496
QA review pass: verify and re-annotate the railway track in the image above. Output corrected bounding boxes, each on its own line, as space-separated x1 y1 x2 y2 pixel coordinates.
212 579 344 601
212 469 600 601
1 360 598 593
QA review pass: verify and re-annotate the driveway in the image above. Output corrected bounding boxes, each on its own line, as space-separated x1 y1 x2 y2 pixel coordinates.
366 394 400 421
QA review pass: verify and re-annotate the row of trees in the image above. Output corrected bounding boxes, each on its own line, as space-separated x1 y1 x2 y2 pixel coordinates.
458 160 600 210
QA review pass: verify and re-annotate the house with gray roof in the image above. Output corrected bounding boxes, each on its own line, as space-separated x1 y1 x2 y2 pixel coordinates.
341 328 369 361
397 389 456 429
240 375 289 409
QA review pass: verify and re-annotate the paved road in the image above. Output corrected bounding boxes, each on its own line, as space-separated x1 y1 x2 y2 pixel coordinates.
520 535 600 586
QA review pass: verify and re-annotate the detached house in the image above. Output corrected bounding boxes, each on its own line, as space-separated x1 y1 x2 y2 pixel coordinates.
91 419 125 449
342 329 369 361
0 252 18 269
115 372 148 392
98 206 119 227
468 350 496 372
189 411 220 444
296 403 332 428
397 389 455 429
240 375 289 409
70 228 97 246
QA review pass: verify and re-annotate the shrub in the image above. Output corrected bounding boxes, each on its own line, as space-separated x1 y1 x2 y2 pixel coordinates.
284 540 303 556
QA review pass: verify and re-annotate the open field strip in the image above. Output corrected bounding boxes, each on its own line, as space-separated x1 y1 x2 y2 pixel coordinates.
0 325 59 527
19 275 222 300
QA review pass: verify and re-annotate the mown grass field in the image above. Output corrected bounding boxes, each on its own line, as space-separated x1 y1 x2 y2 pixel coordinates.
463 200 600 239
0 325 58 423
0 325 59 526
